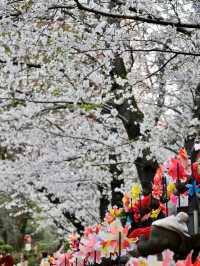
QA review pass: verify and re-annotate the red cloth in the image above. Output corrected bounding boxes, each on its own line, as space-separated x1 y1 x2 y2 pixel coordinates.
128 226 151 239
192 162 200 184
194 257 200 266
141 196 151 209
133 196 151 211
2 255 14 266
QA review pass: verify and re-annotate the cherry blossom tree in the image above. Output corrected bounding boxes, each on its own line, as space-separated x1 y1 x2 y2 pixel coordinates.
0 0 200 232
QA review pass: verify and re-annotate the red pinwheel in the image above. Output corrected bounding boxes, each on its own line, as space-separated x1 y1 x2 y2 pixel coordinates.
168 158 187 181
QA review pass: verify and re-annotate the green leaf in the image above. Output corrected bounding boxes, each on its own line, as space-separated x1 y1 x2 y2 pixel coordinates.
2 45 11 55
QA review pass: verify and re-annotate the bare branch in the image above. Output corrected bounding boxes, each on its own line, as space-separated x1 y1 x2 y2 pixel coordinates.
132 54 178 86
42 126 112 148
47 157 81 164
0 97 100 107
73 0 200 30
140 101 182 115
72 47 200 57
144 54 178 80
48 5 76 10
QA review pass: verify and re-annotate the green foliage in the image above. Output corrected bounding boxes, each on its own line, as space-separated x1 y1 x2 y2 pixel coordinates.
63 240 70 252
27 253 38 266
119 209 126 220
80 103 102 111
2 44 11 55
0 194 59 254
33 226 60 253
0 244 13 253
37 241 58 254
119 209 127 226
52 88 61 97
37 242 49 252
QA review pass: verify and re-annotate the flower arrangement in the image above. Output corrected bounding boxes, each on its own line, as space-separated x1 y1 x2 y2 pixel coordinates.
64 219 137 265
152 148 192 209
60 148 200 265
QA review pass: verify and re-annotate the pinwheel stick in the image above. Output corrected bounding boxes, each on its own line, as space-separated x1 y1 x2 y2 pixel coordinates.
177 162 181 209
139 193 142 224
163 176 168 216
94 251 96 264
131 198 133 217
109 253 112 266
118 232 121 266
194 209 198 234
192 166 199 234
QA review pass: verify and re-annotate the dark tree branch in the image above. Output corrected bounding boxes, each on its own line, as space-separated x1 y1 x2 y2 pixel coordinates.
72 47 200 57
170 1 181 24
73 0 200 29
185 83 200 159
26 63 41 68
140 101 182 115
0 96 100 107
91 161 133 167
43 129 112 148
143 54 178 80
0 11 22 20
122 49 200 57
35 185 85 233
47 156 81 164
48 5 76 10
62 209 84 233
0 59 41 68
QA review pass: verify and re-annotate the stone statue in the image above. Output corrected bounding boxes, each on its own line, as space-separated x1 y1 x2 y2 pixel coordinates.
129 212 200 263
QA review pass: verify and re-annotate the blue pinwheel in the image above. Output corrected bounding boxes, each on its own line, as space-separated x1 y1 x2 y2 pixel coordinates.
186 179 200 197
126 214 133 225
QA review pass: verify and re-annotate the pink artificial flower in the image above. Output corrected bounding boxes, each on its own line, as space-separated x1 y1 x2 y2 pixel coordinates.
123 193 130 212
104 212 115 224
56 252 73 266
110 225 118 235
152 185 162 199
122 226 129 237
84 227 93 237
170 194 177 206
162 250 173 266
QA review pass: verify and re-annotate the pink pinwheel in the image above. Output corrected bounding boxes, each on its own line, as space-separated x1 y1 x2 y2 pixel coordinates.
104 212 115 224
175 253 193 266
69 231 79 250
162 250 174 266
84 236 97 253
104 207 122 224
84 227 94 237
125 258 139 266
56 252 73 266
170 194 177 206
98 219 137 256
83 225 101 237
194 257 200 266
184 253 193 266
